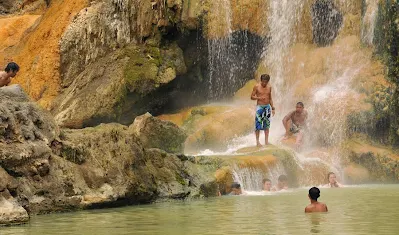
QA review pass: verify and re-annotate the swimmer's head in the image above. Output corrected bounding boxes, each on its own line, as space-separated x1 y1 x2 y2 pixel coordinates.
262 178 272 191
231 182 241 189
308 187 320 201
231 182 242 195
327 172 336 184
277 175 288 189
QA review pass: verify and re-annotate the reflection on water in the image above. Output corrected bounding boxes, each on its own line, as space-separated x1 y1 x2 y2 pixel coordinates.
1 185 399 235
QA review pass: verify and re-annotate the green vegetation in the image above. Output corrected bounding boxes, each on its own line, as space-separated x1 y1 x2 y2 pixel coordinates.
373 0 399 146
123 46 163 95
354 1 399 146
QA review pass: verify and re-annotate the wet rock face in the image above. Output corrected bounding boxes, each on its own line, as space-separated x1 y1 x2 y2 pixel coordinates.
311 0 343 46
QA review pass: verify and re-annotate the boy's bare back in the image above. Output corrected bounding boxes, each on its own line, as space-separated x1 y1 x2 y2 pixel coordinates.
305 202 328 213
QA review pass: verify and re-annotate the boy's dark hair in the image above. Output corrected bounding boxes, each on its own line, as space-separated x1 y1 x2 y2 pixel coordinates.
262 178 271 184
260 74 270 81
296 102 304 107
278 175 288 182
309 187 320 200
5 62 20 73
231 182 241 189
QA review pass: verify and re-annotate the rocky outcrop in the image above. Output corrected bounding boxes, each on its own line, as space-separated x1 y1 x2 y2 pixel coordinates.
0 86 217 225
345 138 399 183
59 0 189 88
131 113 187 154
52 42 187 128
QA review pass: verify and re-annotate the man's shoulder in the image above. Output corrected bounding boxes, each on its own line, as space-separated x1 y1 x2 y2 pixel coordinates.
0 71 6 78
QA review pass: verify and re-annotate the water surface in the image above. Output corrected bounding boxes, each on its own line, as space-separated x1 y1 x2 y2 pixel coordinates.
2 185 398 235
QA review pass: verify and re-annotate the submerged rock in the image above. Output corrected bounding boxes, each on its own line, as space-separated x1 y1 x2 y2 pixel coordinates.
0 198 29 226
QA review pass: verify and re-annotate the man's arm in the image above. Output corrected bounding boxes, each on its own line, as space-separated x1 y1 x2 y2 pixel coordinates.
5 77 11 86
283 111 294 124
269 87 275 116
251 85 259 100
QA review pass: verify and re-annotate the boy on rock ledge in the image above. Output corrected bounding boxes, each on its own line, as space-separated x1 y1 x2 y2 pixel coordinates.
0 62 20 88
251 74 275 147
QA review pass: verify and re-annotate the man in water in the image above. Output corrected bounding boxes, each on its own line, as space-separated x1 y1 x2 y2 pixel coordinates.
229 182 243 195
282 102 308 150
0 62 20 87
262 178 272 191
251 74 275 147
324 172 343 188
305 187 328 213
272 175 288 191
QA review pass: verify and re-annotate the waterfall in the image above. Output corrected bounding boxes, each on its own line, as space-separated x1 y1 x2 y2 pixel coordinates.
264 0 305 108
207 0 233 99
205 0 264 100
194 0 382 190
232 162 287 191
361 0 379 45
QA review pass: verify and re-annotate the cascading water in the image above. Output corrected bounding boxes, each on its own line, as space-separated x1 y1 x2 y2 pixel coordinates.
264 0 305 109
232 162 287 192
361 0 379 45
206 1 264 100
207 0 233 99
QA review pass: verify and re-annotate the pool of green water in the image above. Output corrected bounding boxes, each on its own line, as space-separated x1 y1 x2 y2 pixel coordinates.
2 185 398 235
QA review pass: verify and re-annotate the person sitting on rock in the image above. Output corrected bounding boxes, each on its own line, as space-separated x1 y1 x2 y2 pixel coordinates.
282 102 308 150
305 187 328 213
0 62 20 88
324 172 343 188
229 182 243 195
262 178 272 191
272 175 289 191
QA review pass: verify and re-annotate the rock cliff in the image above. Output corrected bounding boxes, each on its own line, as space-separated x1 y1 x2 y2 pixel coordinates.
0 85 217 225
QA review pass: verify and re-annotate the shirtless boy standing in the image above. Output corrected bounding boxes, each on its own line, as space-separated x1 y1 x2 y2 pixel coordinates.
251 74 275 147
